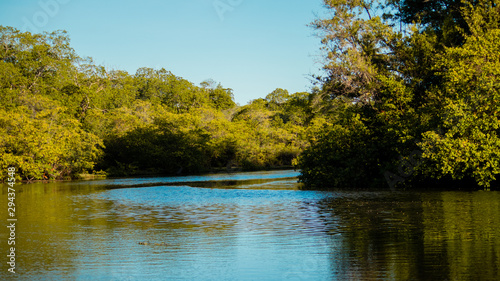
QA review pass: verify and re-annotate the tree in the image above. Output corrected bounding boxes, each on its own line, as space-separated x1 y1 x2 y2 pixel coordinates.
310 0 399 103
386 0 468 46
265 88 290 110
418 3 500 188
0 25 314 180
298 0 500 189
0 27 102 181
134 67 208 112
0 101 102 181
201 79 236 110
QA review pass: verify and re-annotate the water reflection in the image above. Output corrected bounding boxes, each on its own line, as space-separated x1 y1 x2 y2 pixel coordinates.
1 171 499 280
316 191 500 280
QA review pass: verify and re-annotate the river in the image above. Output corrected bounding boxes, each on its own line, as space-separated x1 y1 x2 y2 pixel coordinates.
1 170 499 280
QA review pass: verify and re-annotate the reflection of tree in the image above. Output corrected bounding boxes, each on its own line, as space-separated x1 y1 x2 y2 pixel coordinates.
0 182 105 279
0 183 243 278
316 192 500 280
316 193 431 280
423 192 500 281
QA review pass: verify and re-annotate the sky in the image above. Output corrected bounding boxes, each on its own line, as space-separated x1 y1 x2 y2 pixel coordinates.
0 0 326 105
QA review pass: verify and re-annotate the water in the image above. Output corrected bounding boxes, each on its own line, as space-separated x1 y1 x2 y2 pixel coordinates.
1 170 499 280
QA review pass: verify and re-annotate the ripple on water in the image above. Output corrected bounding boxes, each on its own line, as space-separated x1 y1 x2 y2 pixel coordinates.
3 171 500 280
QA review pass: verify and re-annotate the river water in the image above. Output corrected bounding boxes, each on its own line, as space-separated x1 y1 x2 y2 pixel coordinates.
1 170 499 280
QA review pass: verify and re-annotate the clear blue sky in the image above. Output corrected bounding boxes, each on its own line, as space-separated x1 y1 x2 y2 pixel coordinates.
0 0 326 105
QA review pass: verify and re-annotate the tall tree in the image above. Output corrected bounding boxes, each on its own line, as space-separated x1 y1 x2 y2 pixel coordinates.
298 0 500 189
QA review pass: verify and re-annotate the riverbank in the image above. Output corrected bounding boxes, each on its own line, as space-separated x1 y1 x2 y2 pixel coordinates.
14 166 296 184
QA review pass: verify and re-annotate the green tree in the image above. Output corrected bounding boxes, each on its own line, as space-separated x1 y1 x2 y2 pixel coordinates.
0 101 102 181
265 88 290 110
299 0 500 189
201 79 236 110
0 27 102 181
1 25 314 180
418 4 500 188
134 67 208 112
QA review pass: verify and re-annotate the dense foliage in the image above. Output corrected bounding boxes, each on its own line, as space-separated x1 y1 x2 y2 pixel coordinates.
2 1 499 190
0 26 324 181
297 0 500 190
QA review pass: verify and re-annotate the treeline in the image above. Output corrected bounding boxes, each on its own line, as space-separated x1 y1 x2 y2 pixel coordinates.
3 0 500 190
0 26 332 181
297 0 500 190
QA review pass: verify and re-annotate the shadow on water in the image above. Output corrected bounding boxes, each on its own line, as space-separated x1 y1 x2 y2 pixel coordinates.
314 191 500 280
54 169 302 190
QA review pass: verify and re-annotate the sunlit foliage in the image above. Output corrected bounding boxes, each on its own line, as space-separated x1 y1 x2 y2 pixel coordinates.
0 26 314 180
298 0 500 190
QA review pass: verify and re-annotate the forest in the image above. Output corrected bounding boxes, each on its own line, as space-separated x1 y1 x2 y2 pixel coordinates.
0 25 328 181
2 0 500 190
